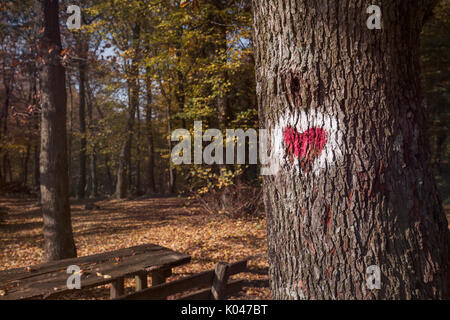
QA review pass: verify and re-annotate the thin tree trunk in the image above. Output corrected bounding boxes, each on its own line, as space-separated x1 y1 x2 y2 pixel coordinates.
253 0 449 299
86 78 98 198
435 130 447 174
2 154 11 183
115 137 130 199
167 103 176 194
145 67 156 194
21 144 31 185
89 153 98 197
67 74 73 194
213 0 230 211
32 75 40 201
135 101 142 196
105 155 114 195
1 71 11 185
158 158 164 195
115 23 140 199
33 144 40 202
77 40 88 199
35 0 76 261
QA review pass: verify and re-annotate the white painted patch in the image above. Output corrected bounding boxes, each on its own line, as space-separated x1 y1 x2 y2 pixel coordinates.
271 109 344 176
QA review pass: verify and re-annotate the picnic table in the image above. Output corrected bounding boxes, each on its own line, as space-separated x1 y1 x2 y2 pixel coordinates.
0 244 190 300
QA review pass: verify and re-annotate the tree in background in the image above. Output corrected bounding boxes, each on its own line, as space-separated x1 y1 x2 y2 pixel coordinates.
82 0 257 204
34 0 76 261
421 0 450 193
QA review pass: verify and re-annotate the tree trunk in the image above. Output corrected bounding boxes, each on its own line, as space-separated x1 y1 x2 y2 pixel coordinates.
21 144 31 186
213 0 230 211
253 0 449 299
3 154 12 183
1 72 11 185
33 144 40 203
86 78 98 198
89 150 98 197
145 67 156 194
67 73 74 194
32 77 41 202
35 0 76 261
435 130 447 174
167 103 176 194
0 76 9 186
115 131 131 199
105 155 114 194
135 99 142 196
77 41 88 199
115 23 140 199
158 156 165 194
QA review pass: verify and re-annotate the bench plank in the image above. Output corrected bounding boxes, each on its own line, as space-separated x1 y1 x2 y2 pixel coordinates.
119 270 215 300
117 259 248 300
179 279 245 300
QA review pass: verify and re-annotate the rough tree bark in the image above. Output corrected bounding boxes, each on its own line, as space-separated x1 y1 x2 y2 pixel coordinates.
35 0 76 261
252 0 449 299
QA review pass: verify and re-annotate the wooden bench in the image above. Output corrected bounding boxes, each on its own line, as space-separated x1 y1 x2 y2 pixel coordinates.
117 259 249 300
0 244 190 300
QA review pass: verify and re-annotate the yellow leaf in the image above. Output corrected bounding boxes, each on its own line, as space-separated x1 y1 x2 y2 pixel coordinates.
180 0 190 8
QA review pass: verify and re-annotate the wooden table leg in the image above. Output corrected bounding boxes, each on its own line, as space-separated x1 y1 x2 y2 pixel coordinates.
211 262 230 300
151 268 172 286
110 278 124 299
135 272 148 291
151 271 166 286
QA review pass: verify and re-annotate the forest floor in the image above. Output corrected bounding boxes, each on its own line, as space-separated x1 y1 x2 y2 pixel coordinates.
1 196 449 300
0 196 270 300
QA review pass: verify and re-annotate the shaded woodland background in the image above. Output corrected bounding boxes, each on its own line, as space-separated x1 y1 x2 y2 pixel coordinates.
0 0 449 213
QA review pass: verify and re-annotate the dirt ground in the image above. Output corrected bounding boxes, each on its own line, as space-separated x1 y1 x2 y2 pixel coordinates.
0 196 270 300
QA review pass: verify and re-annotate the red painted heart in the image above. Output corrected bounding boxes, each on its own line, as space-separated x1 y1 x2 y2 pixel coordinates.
283 126 328 163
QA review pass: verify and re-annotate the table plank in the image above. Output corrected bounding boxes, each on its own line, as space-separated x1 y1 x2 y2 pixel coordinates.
0 244 161 283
